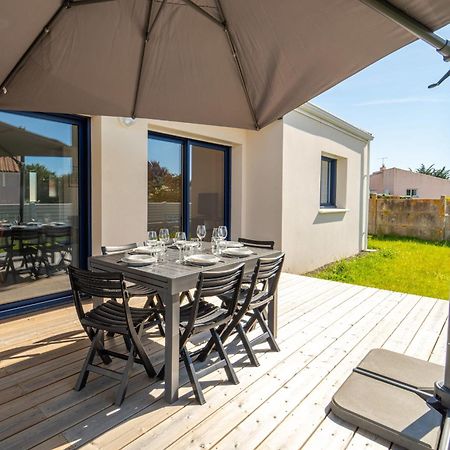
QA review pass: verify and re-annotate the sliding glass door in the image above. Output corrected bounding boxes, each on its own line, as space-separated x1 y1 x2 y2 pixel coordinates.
147 135 183 235
148 133 230 239
0 111 89 311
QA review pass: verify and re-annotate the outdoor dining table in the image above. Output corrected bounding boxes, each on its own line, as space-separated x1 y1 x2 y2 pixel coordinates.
88 243 280 403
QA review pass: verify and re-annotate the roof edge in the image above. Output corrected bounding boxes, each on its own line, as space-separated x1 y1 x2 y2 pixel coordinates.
294 102 374 142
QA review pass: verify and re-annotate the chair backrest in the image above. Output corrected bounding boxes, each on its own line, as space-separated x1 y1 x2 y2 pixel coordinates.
244 253 285 307
238 237 275 250
182 264 245 340
101 243 138 256
68 266 130 327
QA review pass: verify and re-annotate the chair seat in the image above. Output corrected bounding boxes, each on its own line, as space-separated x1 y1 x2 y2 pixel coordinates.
127 283 157 298
219 288 270 309
81 300 156 334
180 300 229 332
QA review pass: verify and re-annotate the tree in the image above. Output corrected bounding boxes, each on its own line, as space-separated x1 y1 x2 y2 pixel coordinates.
148 160 181 202
415 164 450 180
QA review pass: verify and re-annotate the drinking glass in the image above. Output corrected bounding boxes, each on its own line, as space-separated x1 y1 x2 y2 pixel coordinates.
218 225 227 252
148 230 158 245
159 228 170 261
211 227 220 254
175 231 187 263
196 224 206 249
190 237 200 256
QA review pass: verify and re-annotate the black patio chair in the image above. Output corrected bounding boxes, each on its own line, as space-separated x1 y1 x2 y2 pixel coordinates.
40 225 72 274
199 254 285 367
101 244 165 336
237 237 275 250
159 264 245 405
68 266 158 405
10 227 45 280
0 227 15 281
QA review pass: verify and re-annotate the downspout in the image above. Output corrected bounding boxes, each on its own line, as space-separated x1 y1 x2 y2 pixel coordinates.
362 141 371 251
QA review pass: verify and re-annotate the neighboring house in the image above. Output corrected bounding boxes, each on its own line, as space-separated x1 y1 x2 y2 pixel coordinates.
0 156 20 205
370 166 450 198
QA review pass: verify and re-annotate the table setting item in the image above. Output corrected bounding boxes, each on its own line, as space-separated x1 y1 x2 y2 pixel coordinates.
184 254 220 266
221 247 255 258
120 254 157 266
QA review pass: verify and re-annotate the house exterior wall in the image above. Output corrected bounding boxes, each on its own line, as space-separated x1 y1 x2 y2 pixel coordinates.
90 103 371 274
370 167 450 198
281 108 370 274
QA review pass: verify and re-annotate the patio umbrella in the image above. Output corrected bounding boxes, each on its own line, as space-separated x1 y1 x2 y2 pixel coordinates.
0 0 449 130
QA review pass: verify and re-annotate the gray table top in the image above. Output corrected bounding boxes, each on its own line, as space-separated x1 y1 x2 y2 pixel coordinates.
89 243 280 294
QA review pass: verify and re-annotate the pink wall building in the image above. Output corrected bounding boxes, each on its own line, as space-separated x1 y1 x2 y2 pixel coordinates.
370 167 450 199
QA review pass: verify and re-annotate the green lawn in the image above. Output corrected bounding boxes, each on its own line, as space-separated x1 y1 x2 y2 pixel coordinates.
310 236 450 300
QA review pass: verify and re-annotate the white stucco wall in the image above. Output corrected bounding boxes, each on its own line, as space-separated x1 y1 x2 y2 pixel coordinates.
90 103 371 274
281 107 371 273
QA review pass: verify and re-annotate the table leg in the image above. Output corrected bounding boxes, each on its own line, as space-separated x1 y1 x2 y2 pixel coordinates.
267 288 278 338
163 292 180 403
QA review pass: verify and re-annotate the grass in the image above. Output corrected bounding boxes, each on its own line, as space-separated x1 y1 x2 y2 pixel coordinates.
309 235 450 300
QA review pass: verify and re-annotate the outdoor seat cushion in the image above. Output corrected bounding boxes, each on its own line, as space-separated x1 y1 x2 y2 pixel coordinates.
180 300 230 332
81 300 156 333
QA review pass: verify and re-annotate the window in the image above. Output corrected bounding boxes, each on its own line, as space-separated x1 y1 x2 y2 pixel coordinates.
148 132 230 239
0 111 90 314
320 156 337 207
406 188 417 197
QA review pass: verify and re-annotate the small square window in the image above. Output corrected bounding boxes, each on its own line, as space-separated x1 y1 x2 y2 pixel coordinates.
320 156 337 207
406 188 417 197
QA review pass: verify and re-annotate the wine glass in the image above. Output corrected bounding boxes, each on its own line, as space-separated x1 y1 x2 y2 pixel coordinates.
148 230 157 246
159 228 170 260
196 224 206 249
211 227 220 254
174 231 187 263
218 225 227 241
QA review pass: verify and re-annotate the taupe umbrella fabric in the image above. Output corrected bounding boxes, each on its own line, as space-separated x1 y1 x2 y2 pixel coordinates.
0 0 449 129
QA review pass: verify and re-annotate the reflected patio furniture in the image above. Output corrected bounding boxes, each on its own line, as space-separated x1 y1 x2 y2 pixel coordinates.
40 225 72 275
10 227 44 281
68 266 158 406
0 227 15 281
159 264 244 405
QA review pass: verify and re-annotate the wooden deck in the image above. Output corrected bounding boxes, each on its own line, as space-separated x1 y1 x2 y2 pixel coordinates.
0 273 447 450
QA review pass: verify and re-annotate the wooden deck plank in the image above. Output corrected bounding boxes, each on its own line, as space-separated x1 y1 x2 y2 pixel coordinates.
0 274 446 450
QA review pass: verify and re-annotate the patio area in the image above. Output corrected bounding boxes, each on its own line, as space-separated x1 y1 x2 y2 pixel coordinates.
0 273 447 450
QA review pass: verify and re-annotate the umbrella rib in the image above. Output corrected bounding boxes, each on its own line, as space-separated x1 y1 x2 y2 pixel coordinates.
181 0 259 130
132 0 167 119
215 0 259 130
0 0 115 97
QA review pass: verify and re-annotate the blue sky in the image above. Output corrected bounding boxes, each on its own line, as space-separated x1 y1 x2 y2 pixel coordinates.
0 111 73 176
313 24 450 173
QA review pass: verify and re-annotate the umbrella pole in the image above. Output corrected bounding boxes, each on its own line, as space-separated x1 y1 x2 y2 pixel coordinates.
359 0 450 61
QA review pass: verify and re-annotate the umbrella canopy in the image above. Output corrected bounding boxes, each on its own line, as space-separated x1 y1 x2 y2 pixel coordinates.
0 121 73 158
0 0 449 130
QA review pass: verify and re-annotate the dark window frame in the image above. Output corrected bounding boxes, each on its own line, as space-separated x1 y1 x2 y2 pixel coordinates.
320 156 337 208
0 111 91 318
148 131 231 238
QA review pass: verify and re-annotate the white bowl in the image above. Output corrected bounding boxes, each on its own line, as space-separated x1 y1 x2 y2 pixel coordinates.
225 241 244 248
185 254 220 266
222 247 253 257
121 254 156 266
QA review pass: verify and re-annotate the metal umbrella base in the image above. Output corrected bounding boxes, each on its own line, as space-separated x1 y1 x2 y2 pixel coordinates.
331 349 450 450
